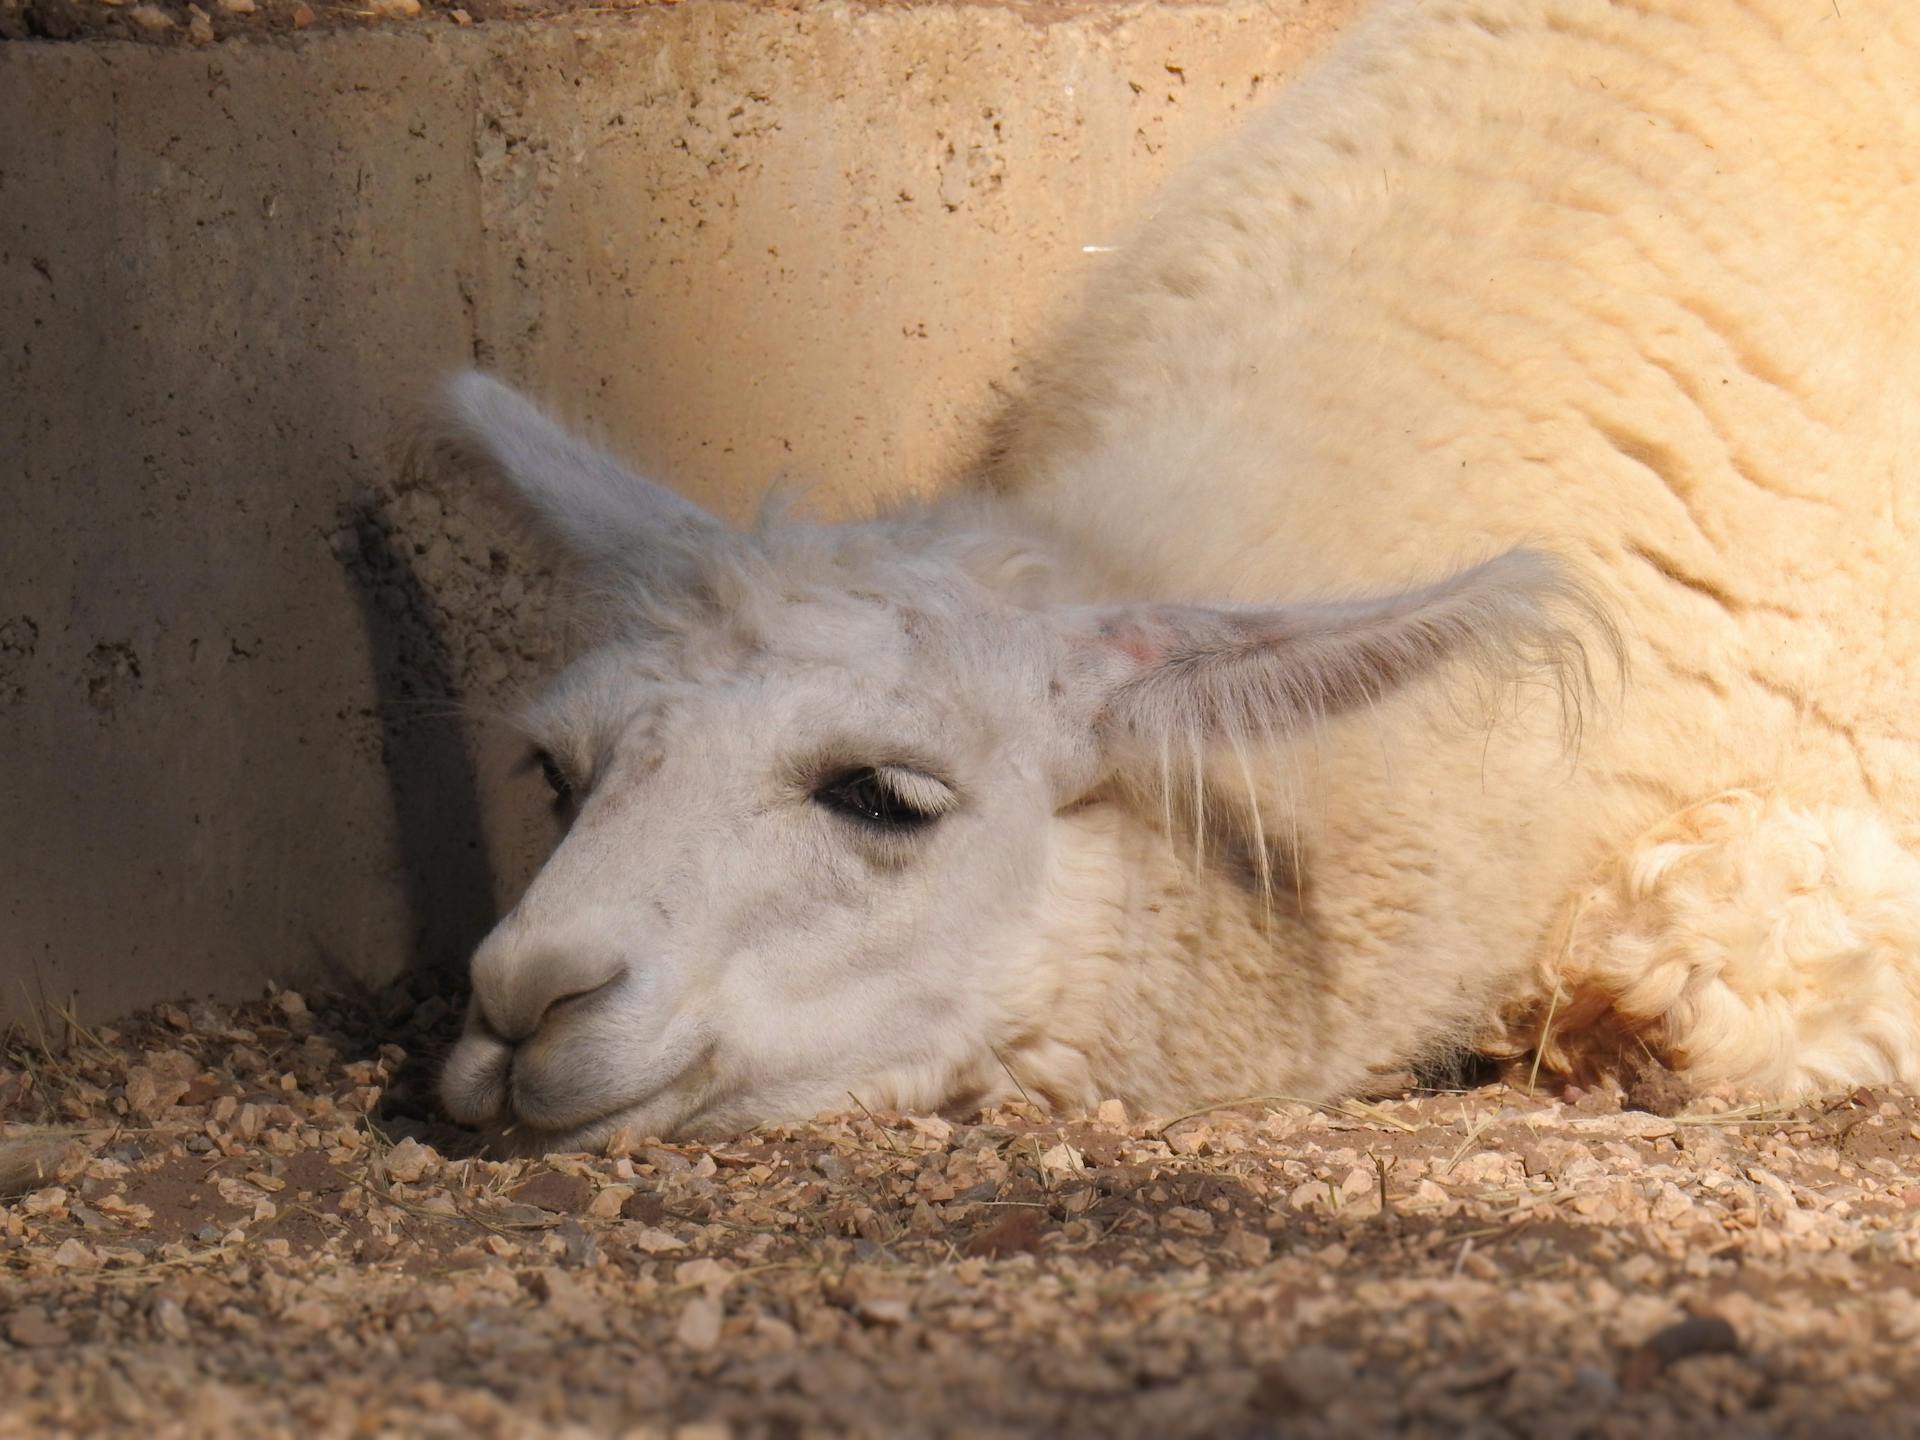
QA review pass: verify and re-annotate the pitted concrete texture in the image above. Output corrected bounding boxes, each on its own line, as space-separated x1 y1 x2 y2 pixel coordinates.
0 0 1364 1029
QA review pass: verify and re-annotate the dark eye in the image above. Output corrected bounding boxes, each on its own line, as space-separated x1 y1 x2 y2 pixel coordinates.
815 766 948 831
534 748 573 802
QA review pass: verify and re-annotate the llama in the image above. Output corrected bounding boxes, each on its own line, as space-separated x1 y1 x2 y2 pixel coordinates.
434 0 1920 1150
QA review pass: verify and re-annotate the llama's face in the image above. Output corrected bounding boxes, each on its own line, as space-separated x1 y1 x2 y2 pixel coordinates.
430 374 1598 1148
440 575 1091 1149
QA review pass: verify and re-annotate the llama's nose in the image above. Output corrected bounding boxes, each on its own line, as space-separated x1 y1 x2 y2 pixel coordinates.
469 926 628 1044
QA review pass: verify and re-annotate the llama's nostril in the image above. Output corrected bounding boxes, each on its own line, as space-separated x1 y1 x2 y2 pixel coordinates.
536 968 627 1029
469 932 629 1045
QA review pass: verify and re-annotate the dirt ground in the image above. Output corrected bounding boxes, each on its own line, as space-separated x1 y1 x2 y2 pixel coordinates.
3 987 1918 1439
0 0 1141 45
0 0 687 45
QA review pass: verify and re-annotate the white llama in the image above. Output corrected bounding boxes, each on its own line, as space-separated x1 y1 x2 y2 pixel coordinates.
434 0 1920 1148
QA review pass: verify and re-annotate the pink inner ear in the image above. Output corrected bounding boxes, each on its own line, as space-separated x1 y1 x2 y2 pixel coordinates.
1097 619 1164 668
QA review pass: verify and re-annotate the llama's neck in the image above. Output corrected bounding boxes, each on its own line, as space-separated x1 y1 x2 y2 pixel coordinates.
975 797 1375 1116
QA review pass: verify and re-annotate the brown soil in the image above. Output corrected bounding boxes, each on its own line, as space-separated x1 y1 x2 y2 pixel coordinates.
3 990 1919 1437
0 0 668 44
0 0 1157 46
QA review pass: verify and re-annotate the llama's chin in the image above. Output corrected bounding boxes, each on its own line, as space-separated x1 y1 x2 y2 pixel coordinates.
441 1009 722 1152
488 1092 701 1157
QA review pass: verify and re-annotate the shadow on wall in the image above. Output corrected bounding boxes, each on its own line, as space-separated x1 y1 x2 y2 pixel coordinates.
335 496 498 997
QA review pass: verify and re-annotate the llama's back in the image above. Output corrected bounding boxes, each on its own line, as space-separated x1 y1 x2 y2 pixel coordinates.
986 0 1920 1091
991 0 1920 820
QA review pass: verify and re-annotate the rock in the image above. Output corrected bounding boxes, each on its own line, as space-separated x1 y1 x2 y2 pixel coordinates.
601 1125 642 1158
555 1220 597 1270
906 1114 953 1144
1222 1228 1272 1266
1620 1313 1743 1391
125 1064 193 1120
179 1076 224 1106
508 1171 592 1215
1096 1098 1129 1125
483 1203 552 1229
1271 1345 1354 1408
185 3 210 41
1038 1142 1084 1175
1288 1178 1332 1211
619 1190 665 1225
674 1258 733 1296
150 1297 192 1343
675 1295 724 1352
1623 1054 1695 1118
587 1185 633 1220
68 1204 108 1231
962 1207 1043 1259
855 1295 910 1326
271 990 308 1019
6 1308 69 1349
1573 1364 1620 1401
1166 1126 1210 1156
629 1226 687 1255
524 1267 581 1306
382 1137 436 1184
123 1068 157 1119
21 1186 68 1219
123 4 173 31
1411 1178 1452 1208
644 1146 692 1174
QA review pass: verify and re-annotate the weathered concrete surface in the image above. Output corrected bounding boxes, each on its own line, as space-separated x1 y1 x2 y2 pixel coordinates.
0 0 1363 1029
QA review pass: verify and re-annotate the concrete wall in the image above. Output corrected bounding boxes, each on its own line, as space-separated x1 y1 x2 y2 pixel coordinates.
0 0 1362 1029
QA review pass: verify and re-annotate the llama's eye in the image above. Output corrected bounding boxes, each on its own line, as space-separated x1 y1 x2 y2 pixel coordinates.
534 749 573 802
815 766 951 831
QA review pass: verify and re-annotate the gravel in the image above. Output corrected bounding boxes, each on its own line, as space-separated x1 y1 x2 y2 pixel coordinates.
0 0 639 44
0 0 1122 46
3 989 1918 1437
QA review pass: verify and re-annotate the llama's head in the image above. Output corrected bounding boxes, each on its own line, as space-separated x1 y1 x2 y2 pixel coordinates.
430 374 1598 1150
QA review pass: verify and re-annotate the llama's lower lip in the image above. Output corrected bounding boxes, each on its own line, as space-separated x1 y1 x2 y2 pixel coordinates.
503 1079 670 1139
495 1091 692 1155
451 1018 717 1152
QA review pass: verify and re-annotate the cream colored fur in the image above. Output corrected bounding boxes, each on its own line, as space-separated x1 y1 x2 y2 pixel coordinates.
1548 792 1920 1092
985 0 1920 1099
434 0 1920 1149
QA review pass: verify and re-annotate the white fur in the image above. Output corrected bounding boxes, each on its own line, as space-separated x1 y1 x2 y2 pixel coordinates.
436 0 1920 1149
1547 793 1920 1093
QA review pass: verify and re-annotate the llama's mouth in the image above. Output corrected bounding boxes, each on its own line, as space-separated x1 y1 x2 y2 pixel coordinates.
440 1017 719 1152
489 1067 695 1152
490 1091 707 1156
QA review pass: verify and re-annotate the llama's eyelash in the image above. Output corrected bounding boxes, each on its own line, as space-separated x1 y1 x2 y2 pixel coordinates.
813 765 955 831
532 747 575 802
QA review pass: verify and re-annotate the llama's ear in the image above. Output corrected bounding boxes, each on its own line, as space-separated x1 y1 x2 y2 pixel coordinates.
415 371 729 585
1060 550 1612 764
